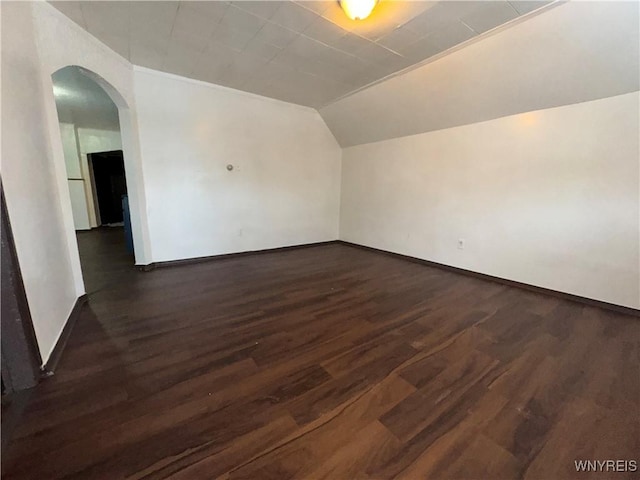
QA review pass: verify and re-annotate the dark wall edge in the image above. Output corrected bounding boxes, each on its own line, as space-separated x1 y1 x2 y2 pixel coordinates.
41 294 88 376
140 240 340 270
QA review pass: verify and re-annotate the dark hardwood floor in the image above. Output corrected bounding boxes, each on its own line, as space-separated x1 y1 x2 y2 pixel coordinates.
3 229 639 479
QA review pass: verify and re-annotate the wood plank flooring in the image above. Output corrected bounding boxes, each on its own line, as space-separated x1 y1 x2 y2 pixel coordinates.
3 228 639 479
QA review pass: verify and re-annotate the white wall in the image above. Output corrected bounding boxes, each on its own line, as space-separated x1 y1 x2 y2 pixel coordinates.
340 92 640 309
77 127 122 154
1 2 80 362
59 122 92 230
60 122 82 178
330 0 640 310
1 2 153 362
134 68 342 262
68 180 91 230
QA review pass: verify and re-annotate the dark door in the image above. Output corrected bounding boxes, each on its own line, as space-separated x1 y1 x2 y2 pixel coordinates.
90 151 127 225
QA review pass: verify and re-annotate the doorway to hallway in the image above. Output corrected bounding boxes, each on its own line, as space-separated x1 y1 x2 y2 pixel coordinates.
52 66 136 294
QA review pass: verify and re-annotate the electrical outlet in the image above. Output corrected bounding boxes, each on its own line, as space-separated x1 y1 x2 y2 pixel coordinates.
458 238 465 250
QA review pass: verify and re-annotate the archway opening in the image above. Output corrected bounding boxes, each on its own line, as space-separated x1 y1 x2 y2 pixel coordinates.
51 66 135 293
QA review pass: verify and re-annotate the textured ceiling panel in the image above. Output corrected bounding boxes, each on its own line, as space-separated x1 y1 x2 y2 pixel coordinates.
318 1 640 147
49 0 551 108
52 66 120 131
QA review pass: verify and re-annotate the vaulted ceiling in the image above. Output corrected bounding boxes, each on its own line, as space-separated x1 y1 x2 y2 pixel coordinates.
52 66 120 131
50 1 551 108
320 0 640 146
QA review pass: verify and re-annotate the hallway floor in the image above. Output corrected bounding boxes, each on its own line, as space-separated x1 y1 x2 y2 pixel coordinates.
2 233 639 479
76 226 135 294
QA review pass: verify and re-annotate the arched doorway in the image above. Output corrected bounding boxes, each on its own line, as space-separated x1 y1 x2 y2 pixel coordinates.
50 66 141 293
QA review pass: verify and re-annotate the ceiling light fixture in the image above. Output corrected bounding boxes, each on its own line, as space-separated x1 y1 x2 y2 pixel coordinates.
339 0 378 20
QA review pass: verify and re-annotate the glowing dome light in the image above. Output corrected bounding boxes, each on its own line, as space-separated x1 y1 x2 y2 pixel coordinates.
339 0 378 20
